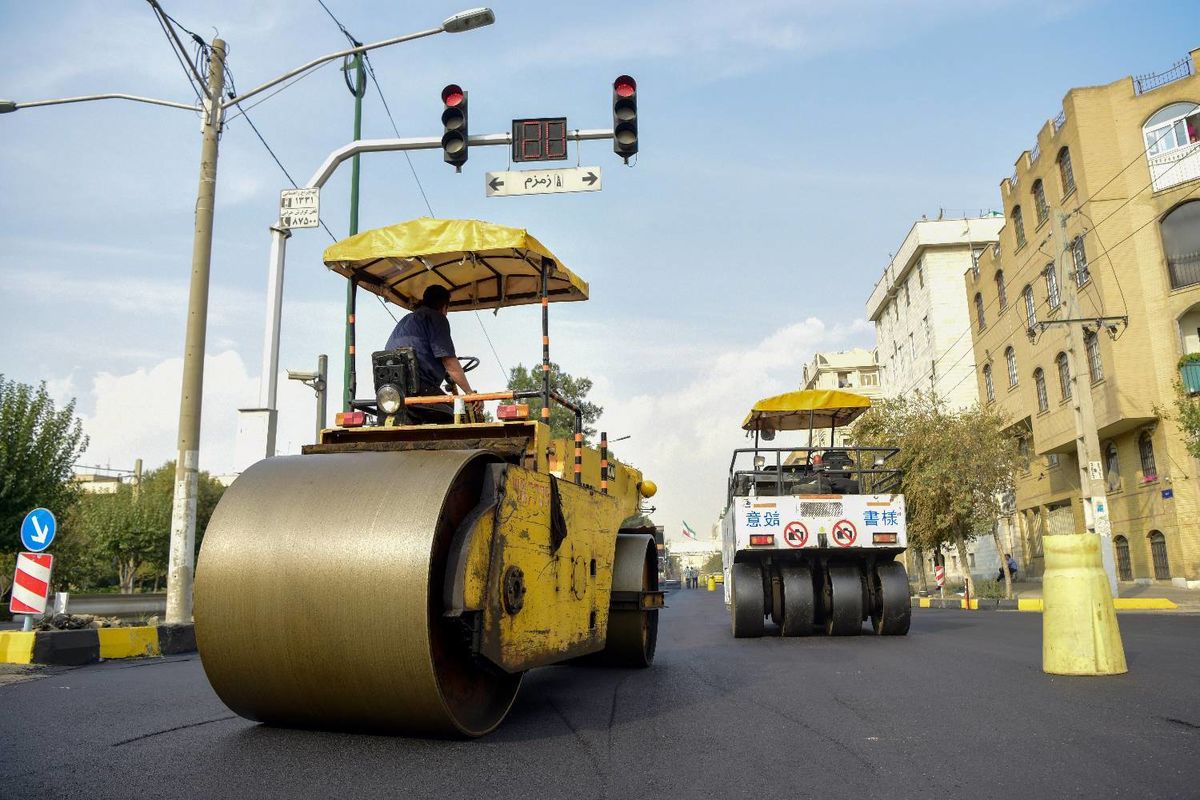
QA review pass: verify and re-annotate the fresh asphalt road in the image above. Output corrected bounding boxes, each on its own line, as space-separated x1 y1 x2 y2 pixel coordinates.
2 590 1198 800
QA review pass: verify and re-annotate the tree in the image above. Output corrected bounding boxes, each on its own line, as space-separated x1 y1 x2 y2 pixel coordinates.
1172 378 1200 459
700 552 723 574
506 362 603 441
0 375 88 598
854 392 1025 598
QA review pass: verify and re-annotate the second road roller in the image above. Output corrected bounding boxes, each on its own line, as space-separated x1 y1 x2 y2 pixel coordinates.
195 218 662 737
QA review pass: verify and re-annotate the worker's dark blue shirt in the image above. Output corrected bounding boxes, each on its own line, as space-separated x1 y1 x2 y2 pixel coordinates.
384 305 456 390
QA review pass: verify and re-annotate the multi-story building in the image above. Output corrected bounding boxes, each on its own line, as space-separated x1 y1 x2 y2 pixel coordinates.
867 217 1006 584
799 348 883 447
966 49 1200 587
867 217 1004 408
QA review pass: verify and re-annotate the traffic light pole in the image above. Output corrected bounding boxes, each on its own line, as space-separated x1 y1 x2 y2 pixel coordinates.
165 39 226 625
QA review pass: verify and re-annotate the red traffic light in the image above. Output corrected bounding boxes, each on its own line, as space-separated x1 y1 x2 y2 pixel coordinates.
614 75 636 98
442 84 465 107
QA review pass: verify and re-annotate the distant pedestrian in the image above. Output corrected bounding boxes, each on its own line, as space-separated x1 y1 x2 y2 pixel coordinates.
997 553 1019 582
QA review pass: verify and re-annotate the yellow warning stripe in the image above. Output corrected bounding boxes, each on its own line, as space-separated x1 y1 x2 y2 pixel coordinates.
98 626 160 659
0 631 35 664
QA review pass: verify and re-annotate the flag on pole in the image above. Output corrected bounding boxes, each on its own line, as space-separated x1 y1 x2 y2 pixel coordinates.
681 521 697 540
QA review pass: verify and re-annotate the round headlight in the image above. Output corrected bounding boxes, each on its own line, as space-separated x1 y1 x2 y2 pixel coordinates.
376 384 402 415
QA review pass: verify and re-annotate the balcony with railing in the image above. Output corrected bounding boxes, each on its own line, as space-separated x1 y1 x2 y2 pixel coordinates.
1149 140 1200 192
1168 249 1200 291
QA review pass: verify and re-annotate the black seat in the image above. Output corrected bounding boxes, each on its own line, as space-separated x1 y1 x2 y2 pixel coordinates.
370 348 453 424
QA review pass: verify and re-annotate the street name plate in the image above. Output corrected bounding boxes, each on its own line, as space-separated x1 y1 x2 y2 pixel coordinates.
485 166 601 198
280 188 320 229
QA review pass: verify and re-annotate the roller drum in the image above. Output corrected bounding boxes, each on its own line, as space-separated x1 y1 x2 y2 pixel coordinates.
194 450 520 737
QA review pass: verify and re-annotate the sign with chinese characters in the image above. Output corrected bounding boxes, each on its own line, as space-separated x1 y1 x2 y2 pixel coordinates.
485 166 602 198
733 495 905 549
279 188 320 229
512 117 568 162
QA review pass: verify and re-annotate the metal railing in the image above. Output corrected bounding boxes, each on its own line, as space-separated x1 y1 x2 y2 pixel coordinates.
1134 57 1194 95
726 446 902 505
1052 110 1067 132
1031 142 1041 163
1168 250 1200 290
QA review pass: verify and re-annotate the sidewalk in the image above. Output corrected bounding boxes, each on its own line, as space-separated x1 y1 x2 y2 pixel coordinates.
1006 580 1200 610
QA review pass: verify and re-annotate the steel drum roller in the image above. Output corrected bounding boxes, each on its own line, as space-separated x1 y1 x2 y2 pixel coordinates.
194 449 520 736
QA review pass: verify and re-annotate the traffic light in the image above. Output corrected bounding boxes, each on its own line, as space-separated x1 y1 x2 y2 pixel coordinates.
441 84 468 171
612 75 638 162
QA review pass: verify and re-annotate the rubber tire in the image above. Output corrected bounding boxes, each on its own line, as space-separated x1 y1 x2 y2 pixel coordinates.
824 564 864 636
779 565 815 637
599 534 660 667
731 562 766 638
871 560 911 636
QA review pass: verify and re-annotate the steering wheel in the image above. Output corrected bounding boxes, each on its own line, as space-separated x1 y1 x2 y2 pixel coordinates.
459 356 480 373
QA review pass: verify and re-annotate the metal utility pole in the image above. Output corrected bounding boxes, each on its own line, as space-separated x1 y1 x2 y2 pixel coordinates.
287 354 328 443
1046 210 1123 594
165 39 226 625
344 53 367 412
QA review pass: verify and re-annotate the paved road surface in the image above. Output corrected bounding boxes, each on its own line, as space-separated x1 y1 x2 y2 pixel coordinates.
2 590 1198 799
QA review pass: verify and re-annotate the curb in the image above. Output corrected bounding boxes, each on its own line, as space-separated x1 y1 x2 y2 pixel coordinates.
0 623 196 666
911 597 1181 612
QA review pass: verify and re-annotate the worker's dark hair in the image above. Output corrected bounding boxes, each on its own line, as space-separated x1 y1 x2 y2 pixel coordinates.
419 284 451 310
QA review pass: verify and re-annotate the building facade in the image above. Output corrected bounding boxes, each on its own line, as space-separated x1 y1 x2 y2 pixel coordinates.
800 348 883 447
966 49 1200 587
867 218 1006 584
867 218 1004 409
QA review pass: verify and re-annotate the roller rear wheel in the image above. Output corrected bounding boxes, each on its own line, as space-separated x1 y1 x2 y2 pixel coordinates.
731 562 765 638
597 534 659 667
871 561 911 636
779 565 815 637
824 564 864 636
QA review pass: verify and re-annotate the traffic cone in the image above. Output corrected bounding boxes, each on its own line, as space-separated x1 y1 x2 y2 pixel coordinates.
1042 532 1127 675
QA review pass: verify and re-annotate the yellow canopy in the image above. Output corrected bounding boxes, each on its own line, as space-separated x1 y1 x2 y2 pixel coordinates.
741 389 872 432
322 217 589 311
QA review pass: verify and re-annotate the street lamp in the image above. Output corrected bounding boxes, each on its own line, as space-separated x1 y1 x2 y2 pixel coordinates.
0 8 495 625
287 354 328 444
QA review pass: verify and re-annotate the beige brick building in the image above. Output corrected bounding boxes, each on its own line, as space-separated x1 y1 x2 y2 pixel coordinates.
966 49 1200 587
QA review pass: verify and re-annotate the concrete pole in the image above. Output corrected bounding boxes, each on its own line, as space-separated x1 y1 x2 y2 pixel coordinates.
316 354 328 441
166 39 226 625
1052 210 1118 594
133 458 143 499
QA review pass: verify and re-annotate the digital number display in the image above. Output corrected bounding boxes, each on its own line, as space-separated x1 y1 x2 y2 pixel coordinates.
512 117 568 162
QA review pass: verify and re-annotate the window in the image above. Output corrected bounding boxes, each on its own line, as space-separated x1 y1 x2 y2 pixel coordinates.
1085 331 1103 382
923 315 931 347
1018 435 1031 472
1149 531 1170 580
1034 368 1049 412
983 364 995 403
974 292 986 331
1005 346 1018 387
837 371 851 388
1045 264 1061 309
995 270 1008 309
918 262 924 287
1023 285 1037 329
1032 179 1049 227
909 332 915 361
1115 536 1132 581
904 280 911 307
1046 453 1060 468
1071 236 1091 286
1104 441 1120 491
1161 200 1200 290
1143 102 1200 157
860 370 879 387
970 247 982 278
1058 147 1076 196
1139 431 1157 481
1012 206 1027 248
1056 352 1072 400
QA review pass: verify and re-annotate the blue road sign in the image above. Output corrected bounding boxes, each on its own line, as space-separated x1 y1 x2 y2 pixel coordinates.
20 508 57 552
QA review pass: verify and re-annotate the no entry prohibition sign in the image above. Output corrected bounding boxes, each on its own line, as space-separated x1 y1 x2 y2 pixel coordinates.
783 521 808 548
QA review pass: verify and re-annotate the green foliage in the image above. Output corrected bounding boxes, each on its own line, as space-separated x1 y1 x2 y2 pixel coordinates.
0 375 88 556
506 362 603 441
1172 380 1200 460
854 391 1025 555
53 461 226 593
700 552 724 574
1177 352 1200 367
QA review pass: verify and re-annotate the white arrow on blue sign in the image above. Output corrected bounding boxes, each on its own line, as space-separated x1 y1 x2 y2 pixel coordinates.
20 508 57 552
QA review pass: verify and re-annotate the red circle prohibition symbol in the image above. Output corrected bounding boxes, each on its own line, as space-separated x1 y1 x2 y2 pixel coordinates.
831 519 858 547
783 521 808 548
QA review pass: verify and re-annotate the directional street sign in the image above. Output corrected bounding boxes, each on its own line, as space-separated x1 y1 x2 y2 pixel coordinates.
279 188 320 229
10 552 54 615
485 166 602 198
20 508 56 552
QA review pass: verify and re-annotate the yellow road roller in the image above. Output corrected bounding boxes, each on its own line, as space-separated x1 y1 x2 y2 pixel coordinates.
195 218 661 737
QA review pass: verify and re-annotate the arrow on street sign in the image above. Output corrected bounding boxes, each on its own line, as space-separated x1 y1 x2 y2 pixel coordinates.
485 166 603 198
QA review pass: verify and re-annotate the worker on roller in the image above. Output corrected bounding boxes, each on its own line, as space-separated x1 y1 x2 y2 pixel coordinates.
384 284 481 416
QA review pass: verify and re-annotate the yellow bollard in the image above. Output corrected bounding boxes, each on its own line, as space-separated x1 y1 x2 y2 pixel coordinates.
706 575 716 592
1042 533 1127 676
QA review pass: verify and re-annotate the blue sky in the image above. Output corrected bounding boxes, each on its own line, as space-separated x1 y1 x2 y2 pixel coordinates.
1 0 1197 539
